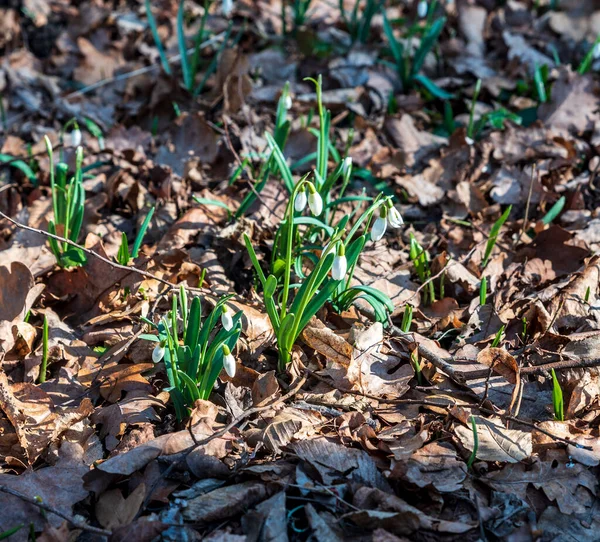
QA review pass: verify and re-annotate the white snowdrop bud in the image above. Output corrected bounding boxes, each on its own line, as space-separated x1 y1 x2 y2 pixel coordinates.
295 187 307 212
152 343 165 363
331 244 347 281
221 306 233 331
71 128 82 147
307 183 323 216
222 344 236 377
417 1 428 18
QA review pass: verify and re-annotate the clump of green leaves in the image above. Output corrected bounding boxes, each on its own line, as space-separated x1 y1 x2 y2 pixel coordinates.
245 175 402 370
467 79 522 142
339 0 383 44
116 206 155 265
382 12 452 99
551 368 564 421
145 0 234 96
45 137 87 268
409 234 436 305
141 287 242 420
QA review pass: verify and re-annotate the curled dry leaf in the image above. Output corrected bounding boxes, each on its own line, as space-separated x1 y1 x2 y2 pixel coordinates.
391 441 467 493
352 487 476 534
485 451 597 515
95 483 146 529
455 416 532 463
0 372 93 464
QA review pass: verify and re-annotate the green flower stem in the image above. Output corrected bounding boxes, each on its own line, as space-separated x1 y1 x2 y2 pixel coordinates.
280 177 310 320
286 228 345 347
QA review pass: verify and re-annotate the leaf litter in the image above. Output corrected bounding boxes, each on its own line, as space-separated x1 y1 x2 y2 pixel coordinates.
1 1 600 540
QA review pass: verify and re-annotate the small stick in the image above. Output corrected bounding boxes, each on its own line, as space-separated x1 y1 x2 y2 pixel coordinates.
0 209 174 288
0 485 111 536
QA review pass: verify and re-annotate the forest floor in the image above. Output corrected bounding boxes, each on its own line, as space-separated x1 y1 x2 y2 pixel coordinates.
1 0 600 540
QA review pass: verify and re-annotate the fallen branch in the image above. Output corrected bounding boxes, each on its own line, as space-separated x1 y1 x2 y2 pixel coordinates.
0 485 111 536
0 209 175 288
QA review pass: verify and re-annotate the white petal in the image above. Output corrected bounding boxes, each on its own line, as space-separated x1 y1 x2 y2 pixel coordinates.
152 344 165 363
594 42 600 60
71 129 82 147
295 190 307 212
371 217 387 241
221 311 233 331
388 207 404 228
222 0 233 16
465 136 475 146
332 255 347 280
284 95 293 109
417 0 428 18
342 156 352 176
223 352 236 377
308 192 323 216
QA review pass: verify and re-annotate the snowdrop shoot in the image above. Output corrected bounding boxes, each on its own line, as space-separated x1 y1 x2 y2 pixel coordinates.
332 243 347 281
307 183 323 216
222 344 236 377
152 343 165 363
221 305 233 331
371 207 388 241
295 186 307 212
417 0 428 18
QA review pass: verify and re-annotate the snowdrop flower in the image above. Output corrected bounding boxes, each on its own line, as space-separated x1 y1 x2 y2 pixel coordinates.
371 207 388 241
594 42 600 60
417 0 428 18
388 205 404 228
284 94 293 110
71 127 82 147
465 136 475 146
332 243 347 281
152 343 165 363
221 306 233 331
222 344 236 377
307 183 323 216
295 187 307 212
222 0 233 16
341 156 352 177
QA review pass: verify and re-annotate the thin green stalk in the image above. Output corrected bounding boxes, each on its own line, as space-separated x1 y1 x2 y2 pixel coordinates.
38 316 49 383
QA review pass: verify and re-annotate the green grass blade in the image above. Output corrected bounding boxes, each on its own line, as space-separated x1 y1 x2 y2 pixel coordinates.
131 206 155 258
177 0 191 90
145 0 171 75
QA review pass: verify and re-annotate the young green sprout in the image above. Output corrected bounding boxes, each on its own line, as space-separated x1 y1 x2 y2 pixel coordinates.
38 316 49 384
491 325 505 348
551 368 564 421
584 286 591 304
401 304 413 333
482 205 512 269
411 349 422 385
466 416 479 468
116 206 156 266
480 277 487 306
